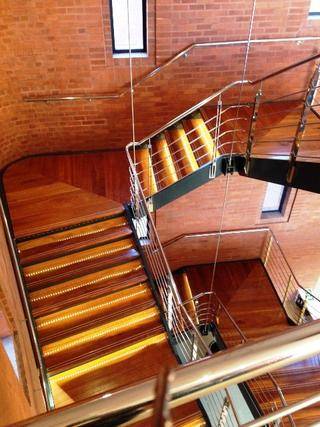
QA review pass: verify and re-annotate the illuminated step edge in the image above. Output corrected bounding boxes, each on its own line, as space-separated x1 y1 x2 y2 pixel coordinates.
36 283 150 330
30 261 143 302
24 238 134 278
18 217 127 250
49 333 167 384
43 306 159 357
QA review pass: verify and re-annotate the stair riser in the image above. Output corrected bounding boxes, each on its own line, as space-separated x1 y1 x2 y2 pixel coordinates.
45 319 161 374
19 226 132 266
30 271 147 317
25 249 140 290
36 296 155 344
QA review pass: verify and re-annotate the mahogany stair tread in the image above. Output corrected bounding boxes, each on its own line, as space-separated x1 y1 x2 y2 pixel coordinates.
44 308 163 374
49 332 177 408
29 259 147 316
36 290 156 343
23 237 139 289
18 215 131 265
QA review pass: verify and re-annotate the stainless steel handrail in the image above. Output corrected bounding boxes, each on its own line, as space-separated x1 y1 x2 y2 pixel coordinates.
242 392 320 427
14 320 320 426
0 198 54 410
162 227 269 248
24 36 320 103
126 80 248 147
181 288 295 426
127 163 210 360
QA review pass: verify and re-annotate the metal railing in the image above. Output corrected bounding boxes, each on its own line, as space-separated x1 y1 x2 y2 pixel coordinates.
126 51 320 200
23 36 320 103
0 197 54 410
181 290 295 426
128 164 210 363
163 227 320 326
261 229 320 325
12 320 320 427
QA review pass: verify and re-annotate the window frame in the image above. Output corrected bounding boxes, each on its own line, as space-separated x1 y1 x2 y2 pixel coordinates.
261 183 288 215
109 0 148 57
308 0 320 19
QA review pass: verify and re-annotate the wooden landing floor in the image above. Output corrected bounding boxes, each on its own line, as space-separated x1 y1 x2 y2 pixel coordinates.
184 260 320 426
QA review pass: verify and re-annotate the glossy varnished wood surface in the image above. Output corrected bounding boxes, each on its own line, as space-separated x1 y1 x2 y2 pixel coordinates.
3 169 205 424
4 169 125 238
184 261 320 426
4 151 131 204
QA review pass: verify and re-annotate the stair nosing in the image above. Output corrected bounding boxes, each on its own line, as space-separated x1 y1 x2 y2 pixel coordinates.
31 271 148 318
25 248 140 290
22 232 134 268
16 210 125 243
38 298 156 346
46 324 164 376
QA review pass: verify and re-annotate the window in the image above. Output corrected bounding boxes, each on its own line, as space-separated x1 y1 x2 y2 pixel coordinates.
261 182 287 214
109 0 147 57
309 0 320 18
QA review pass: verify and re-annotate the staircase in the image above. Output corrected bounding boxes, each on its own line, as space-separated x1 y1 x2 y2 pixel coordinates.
5 54 320 425
129 104 250 209
5 173 204 424
127 62 320 210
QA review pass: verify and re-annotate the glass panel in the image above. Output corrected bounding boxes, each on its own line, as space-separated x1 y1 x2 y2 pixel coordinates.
310 0 320 13
111 0 145 52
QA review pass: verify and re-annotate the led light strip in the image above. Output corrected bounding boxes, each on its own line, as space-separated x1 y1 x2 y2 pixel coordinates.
30 264 143 302
37 286 149 329
49 333 166 384
43 309 158 356
25 243 133 278
54 222 127 243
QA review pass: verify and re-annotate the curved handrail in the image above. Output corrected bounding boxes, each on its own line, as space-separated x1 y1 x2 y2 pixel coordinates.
251 51 320 85
180 289 295 425
15 320 320 426
24 36 320 103
162 227 269 248
127 80 248 147
126 49 320 150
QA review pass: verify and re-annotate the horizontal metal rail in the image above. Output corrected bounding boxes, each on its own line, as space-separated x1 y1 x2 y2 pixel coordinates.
242 391 320 427
15 320 320 426
162 227 269 248
181 289 294 425
24 36 320 103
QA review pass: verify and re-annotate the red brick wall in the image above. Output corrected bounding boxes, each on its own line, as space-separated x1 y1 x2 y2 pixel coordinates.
155 173 320 290
0 0 320 168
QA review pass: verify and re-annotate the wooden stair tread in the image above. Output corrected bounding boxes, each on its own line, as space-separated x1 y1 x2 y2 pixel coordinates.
49 333 177 408
152 133 178 190
44 308 162 373
5 172 124 239
36 285 155 342
167 124 199 177
135 147 158 197
24 238 139 289
172 401 206 426
29 259 146 316
18 216 131 265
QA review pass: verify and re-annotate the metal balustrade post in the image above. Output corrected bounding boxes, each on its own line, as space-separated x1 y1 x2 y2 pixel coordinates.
153 368 173 427
298 297 308 325
245 89 263 175
287 63 320 184
209 96 222 179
